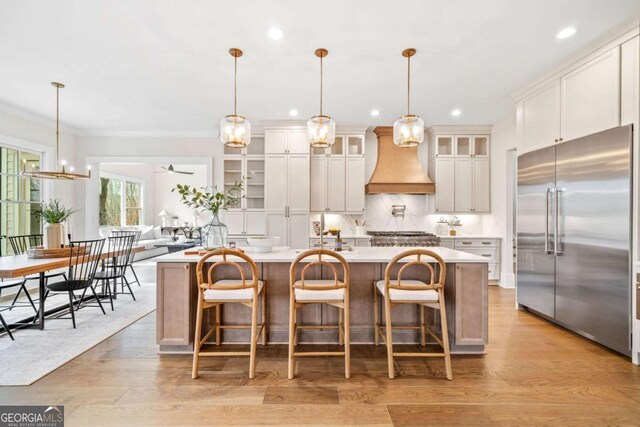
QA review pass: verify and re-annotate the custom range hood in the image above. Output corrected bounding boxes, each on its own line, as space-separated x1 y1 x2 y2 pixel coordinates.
365 126 435 194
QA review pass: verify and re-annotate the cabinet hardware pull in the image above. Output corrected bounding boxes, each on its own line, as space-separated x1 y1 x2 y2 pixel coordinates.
482 242 491 245
559 138 563 142
554 139 559 143
482 254 491 257
184 265 189 269
462 242 471 245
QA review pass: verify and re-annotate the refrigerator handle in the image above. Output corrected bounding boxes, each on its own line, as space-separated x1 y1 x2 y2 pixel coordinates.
545 188 555 254
554 187 564 256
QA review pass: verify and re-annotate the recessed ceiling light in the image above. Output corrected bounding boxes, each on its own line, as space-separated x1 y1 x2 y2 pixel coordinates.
451 109 462 117
268 27 284 40
556 27 576 40
370 109 380 117
289 109 298 117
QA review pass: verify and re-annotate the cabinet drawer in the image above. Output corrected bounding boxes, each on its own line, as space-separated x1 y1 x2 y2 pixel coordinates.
456 247 498 263
488 263 500 281
454 239 499 249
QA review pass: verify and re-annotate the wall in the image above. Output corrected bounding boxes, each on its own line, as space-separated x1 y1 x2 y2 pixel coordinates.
152 164 208 226
76 134 216 237
0 109 81 235
483 113 517 287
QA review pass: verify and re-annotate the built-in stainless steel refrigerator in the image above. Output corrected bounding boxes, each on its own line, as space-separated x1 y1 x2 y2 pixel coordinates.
517 125 632 356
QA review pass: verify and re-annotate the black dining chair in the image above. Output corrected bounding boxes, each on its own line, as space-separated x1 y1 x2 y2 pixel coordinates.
0 277 33 340
93 234 136 311
43 238 106 329
4 234 65 316
111 230 142 287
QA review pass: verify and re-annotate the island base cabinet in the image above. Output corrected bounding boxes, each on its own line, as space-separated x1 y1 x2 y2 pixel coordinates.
156 261 488 354
157 262 196 352
448 263 488 348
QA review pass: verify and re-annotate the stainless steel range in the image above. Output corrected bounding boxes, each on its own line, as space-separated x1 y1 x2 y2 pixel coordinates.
367 231 441 247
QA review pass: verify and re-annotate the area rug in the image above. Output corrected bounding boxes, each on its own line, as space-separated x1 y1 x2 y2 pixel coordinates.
0 263 157 385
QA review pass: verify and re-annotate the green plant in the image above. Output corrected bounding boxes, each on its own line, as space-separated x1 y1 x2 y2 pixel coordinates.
172 179 244 215
33 199 76 224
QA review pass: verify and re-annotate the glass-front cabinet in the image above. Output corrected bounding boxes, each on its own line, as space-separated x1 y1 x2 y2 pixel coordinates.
455 135 489 157
222 134 266 235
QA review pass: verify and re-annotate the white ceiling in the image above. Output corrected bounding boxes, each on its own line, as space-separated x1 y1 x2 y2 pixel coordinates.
0 0 639 134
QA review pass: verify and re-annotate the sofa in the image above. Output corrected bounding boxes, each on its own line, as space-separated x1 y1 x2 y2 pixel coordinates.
98 225 173 261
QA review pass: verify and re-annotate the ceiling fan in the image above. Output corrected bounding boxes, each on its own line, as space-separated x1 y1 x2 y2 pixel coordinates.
155 164 194 175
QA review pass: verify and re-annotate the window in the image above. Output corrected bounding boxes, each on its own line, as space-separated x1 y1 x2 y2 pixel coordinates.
0 146 42 255
99 176 143 227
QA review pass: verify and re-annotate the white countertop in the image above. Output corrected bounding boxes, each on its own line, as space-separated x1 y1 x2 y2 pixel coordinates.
154 246 489 264
310 234 372 239
438 235 502 240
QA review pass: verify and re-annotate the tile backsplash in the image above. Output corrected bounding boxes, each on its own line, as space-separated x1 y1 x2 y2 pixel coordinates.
309 194 486 236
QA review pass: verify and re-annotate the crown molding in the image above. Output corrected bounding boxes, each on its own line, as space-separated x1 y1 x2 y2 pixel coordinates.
0 102 80 134
76 130 219 138
426 125 493 135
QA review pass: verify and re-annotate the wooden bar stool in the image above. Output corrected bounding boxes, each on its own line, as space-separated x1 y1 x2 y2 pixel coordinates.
373 249 452 380
192 249 267 379
288 249 350 379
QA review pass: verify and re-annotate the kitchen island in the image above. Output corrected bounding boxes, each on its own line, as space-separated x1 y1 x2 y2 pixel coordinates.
155 246 489 354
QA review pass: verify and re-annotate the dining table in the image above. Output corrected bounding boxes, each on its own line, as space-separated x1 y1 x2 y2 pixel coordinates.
0 245 145 330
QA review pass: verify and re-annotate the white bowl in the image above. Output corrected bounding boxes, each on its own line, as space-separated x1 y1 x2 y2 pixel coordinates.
246 236 280 253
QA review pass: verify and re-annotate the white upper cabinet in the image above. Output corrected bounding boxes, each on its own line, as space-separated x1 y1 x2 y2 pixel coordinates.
621 36 639 126
435 135 454 157
264 154 288 212
561 46 621 142
434 157 455 212
516 37 633 155
265 129 309 154
454 158 473 212
455 136 472 157
309 132 365 213
472 158 491 212
264 130 287 154
428 128 491 213
345 157 365 213
327 157 346 211
287 130 309 154
517 80 561 154
286 154 310 212
310 157 328 212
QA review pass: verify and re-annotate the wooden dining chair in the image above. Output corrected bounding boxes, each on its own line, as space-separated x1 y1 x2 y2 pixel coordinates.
373 249 452 380
192 249 267 380
288 249 351 379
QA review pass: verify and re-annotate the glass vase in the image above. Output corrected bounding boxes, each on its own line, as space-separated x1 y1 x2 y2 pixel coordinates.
202 213 228 250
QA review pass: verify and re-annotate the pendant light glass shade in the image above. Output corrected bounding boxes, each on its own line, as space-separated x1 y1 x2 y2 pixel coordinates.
220 115 251 148
307 48 335 148
221 48 251 148
307 115 335 148
22 82 91 180
393 48 424 148
393 114 424 147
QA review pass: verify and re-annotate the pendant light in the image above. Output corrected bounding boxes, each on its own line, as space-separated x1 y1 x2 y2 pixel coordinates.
220 48 251 148
307 48 335 148
22 82 91 180
393 48 424 147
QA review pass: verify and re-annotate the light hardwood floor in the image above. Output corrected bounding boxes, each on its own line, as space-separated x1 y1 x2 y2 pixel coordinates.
2 287 640 426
